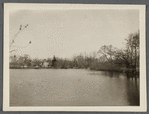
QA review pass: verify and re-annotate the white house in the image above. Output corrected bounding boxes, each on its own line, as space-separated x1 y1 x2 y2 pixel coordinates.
42 61 49 67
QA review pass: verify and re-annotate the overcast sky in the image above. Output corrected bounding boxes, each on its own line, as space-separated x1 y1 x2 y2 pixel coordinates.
9 9 139 59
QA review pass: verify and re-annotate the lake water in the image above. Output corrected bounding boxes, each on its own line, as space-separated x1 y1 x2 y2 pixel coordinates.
10 69 139 106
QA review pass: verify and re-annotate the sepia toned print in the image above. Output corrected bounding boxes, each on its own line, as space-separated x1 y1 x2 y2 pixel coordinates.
3 3 146 111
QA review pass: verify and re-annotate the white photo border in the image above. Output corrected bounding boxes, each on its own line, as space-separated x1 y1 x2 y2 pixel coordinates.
3 3 147 112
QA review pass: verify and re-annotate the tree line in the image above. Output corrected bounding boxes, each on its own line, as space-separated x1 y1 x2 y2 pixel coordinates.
9 31 139 73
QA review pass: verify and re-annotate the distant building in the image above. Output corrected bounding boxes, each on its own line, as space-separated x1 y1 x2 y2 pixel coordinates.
42 59 49 68
24 64 28 68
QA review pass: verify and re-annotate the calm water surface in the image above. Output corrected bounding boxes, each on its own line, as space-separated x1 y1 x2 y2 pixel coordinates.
10 69 139 106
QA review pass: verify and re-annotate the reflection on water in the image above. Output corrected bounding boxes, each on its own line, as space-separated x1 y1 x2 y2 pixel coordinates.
10 69 139 106
126 77 139 105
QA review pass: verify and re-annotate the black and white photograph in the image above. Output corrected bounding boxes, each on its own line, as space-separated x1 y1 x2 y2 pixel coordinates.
3 3 146 111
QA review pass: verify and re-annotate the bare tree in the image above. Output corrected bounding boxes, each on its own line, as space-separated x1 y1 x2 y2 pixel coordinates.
9 24 31 53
